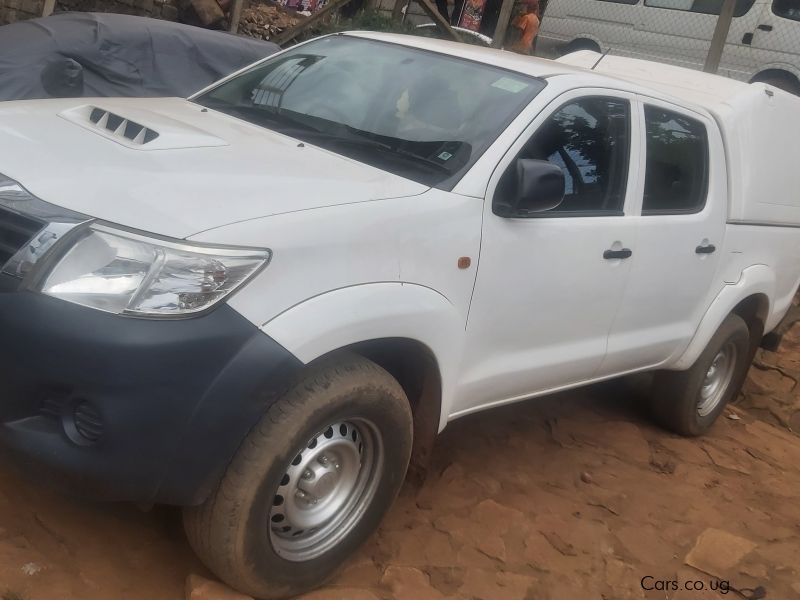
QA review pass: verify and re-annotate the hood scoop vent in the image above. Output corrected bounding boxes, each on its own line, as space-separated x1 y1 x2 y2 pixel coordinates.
88 107 159 145
58 103 229 151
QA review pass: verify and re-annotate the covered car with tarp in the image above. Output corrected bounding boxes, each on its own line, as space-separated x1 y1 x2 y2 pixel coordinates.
0 12 279 100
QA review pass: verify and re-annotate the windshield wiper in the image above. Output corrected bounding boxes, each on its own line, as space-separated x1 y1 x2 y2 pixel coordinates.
198 101 318 134
197 101 457 175
300 128 452 174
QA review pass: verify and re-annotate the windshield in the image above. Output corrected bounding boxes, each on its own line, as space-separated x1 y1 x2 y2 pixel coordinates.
194 35 546 188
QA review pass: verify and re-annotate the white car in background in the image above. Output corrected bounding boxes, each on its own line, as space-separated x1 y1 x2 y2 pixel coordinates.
1 33 800 599
538 0 800 93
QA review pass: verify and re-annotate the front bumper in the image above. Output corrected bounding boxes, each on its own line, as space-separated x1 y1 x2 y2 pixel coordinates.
0 274 303 505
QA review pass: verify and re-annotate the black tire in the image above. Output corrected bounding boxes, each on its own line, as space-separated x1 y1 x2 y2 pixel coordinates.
561 38 601 56
651 314 751 437
184 354 413 599
752 73 800 96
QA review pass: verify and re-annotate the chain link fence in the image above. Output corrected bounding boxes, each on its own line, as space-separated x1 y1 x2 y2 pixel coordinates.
369 0 800 91
535 0 800 92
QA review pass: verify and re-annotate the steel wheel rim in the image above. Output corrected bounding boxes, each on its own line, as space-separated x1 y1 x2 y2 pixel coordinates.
268 418 383 562
697 342 737 417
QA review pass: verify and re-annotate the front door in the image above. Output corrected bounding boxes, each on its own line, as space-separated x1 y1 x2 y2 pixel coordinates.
454 90 641 418
601 96 727 375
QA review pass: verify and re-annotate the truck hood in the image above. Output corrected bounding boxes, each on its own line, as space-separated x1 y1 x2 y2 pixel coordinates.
0 97 428 238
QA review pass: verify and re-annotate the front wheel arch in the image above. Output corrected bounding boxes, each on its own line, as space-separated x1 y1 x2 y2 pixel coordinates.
311 338 443 483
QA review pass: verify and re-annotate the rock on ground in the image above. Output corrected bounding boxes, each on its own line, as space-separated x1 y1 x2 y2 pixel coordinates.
186 574 254 600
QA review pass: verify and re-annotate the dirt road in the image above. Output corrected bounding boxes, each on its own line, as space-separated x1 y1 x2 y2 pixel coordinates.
2 334 800 599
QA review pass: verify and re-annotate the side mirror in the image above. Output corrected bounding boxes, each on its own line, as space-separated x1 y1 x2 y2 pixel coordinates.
494 159 566 217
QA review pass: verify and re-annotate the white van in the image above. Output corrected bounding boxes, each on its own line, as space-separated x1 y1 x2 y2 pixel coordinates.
537 0 800 93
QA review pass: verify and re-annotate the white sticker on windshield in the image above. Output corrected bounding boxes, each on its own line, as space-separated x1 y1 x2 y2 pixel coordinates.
438 151 453 161
491 77 529 93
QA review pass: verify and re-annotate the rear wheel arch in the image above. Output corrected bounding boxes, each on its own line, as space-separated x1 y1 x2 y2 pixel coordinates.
672 266 776 371
730 293 769 352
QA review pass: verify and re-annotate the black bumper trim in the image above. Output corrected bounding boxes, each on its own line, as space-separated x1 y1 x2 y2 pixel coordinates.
0 290 304 505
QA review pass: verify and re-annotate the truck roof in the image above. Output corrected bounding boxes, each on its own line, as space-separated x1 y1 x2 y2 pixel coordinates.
555 50 753 116
347 32 747 113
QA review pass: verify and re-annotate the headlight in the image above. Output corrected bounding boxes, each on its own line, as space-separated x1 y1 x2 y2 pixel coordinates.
36 223 270 317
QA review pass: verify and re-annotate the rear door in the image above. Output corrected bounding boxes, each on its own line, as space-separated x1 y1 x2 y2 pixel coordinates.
599 97 726 376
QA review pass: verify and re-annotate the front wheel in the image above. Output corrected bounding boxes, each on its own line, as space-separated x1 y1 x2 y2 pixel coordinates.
184 354 413 599
650 314 751 436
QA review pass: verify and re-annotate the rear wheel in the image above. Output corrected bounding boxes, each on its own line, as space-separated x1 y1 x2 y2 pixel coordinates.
650 314 751 436
184 354 413 599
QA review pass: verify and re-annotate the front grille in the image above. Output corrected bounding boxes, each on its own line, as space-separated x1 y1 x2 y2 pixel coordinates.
0 207 45 268
73 401 104 443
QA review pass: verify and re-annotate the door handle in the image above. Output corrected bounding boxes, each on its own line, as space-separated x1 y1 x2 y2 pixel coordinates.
696 244 716 254
603 248 632 260
757 24 773 32
742 32 754 45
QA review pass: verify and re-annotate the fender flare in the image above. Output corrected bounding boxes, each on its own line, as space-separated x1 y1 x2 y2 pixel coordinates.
672 265 775 370
261 282 465 431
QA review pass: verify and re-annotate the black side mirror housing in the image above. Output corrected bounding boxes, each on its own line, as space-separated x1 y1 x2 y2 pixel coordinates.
494 159 566 217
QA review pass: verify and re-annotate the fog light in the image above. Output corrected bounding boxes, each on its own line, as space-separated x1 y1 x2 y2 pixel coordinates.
69 400 104 444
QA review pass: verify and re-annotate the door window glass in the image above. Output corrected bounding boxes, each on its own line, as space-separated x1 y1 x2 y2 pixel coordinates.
644 0 756 17
642 106 709 214
496 97 631 216
774 0 800 21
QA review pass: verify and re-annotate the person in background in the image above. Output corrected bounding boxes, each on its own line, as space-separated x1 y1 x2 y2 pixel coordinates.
509 0 540 55
435 0 450 22
451 0 464 25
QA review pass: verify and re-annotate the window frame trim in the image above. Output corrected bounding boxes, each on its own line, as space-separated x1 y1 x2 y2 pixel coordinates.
490 89 639 220
639 100 712 217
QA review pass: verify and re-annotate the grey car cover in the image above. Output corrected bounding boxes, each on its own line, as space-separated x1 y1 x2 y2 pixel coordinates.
0 12 279 100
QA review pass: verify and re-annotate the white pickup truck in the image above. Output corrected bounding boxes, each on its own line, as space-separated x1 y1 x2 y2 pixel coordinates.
1 32 799 599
